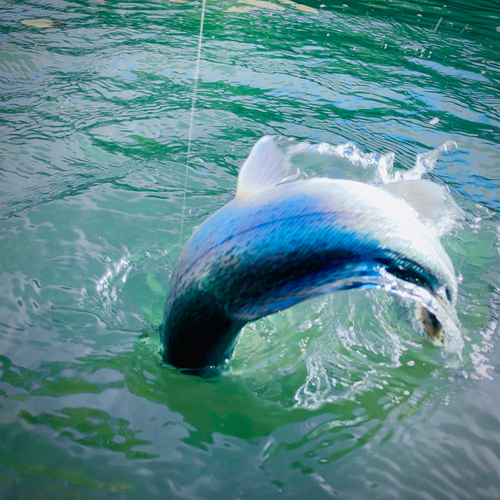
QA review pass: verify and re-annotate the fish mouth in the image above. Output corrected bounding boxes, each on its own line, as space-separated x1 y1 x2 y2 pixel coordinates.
416 292 452 346
417 305 443 345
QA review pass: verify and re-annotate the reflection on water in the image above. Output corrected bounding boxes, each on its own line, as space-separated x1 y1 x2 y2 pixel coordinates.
0 0 499 498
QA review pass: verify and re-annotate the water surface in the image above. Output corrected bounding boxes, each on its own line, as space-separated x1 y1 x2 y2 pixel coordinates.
1 0 499 498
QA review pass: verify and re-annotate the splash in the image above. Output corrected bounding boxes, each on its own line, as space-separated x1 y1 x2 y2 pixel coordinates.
307 139 463 354
287 138 464 239
315 271 462 358
291 138 457 184
395 140 457 181
97 253 132 306
298 140 396 183
289 272 463 410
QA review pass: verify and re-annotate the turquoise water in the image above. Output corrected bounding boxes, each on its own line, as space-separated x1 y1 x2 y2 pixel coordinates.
1 0 499 498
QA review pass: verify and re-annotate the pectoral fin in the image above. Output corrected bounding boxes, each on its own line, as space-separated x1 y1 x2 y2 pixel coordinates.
382 180 444 225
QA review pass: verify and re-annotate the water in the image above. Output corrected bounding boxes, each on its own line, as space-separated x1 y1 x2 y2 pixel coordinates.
0 0 499 498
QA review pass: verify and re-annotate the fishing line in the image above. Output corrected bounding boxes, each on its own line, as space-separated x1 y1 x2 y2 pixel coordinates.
180 0 207 244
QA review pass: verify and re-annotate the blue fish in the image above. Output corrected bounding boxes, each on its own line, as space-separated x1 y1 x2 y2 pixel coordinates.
160 136 457 369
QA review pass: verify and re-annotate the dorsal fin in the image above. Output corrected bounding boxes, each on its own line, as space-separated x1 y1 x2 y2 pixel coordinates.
382 179 444 224
236 136 293 196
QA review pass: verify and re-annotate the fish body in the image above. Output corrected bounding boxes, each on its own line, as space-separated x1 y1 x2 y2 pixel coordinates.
160 137 457 369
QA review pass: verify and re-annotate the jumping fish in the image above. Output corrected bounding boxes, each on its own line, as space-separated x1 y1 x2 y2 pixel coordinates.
160 136 457 369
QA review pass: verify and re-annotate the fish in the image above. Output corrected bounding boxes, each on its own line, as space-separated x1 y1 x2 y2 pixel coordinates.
160 136 457 369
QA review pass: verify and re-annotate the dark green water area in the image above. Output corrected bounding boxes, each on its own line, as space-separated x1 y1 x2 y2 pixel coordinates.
1 0 500 498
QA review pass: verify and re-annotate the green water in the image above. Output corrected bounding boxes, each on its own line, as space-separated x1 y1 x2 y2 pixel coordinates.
1 0 499 498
